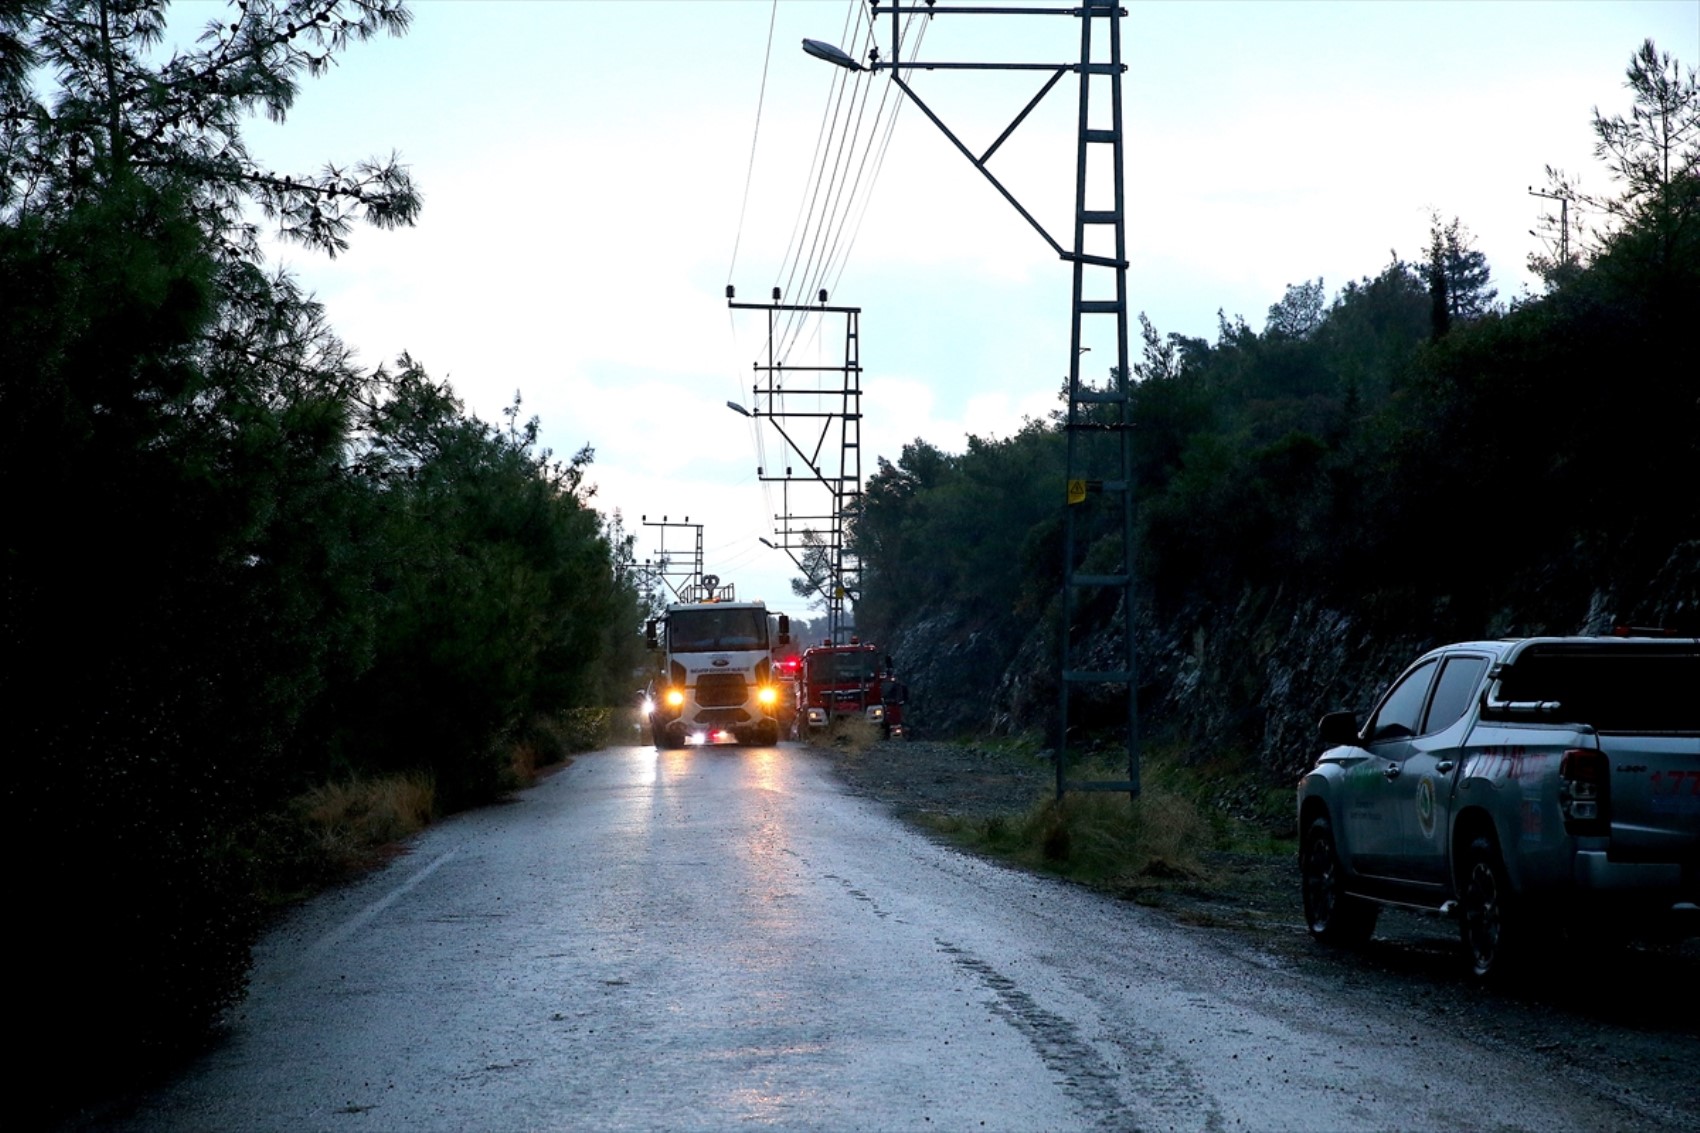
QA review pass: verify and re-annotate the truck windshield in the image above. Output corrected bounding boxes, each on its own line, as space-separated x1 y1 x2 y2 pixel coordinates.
810 652 879 683
668 607 768 652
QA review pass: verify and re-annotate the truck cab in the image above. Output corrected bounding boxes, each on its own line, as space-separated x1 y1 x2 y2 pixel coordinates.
794 640 907 739
645 594 789 748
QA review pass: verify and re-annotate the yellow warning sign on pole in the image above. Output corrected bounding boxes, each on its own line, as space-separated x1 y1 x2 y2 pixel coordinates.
1067 479 1087 505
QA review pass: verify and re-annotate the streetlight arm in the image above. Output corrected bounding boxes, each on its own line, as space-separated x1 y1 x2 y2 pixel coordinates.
889 72 1067 260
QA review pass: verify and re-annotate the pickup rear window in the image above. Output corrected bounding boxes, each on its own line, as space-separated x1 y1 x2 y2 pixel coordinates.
1485 648 1700 731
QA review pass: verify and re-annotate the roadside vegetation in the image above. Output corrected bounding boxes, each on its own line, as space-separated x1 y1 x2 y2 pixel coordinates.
919 742 1282 895
813 725 1291 903
3 4 648 1121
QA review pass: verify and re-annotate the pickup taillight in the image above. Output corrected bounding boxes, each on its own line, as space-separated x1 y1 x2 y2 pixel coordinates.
1558 748 1610 836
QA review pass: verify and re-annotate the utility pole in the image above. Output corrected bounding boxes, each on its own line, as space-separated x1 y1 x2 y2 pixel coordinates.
805 1 1140 800
728 286 863 648
640 515 706 602
1529 185 1575 268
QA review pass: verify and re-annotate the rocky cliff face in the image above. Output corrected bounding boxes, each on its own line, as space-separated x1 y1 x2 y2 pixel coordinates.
883 539 1699 787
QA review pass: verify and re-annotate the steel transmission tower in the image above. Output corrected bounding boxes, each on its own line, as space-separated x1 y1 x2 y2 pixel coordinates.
639 515 705 602
727 287 863 647
805 1 1140 799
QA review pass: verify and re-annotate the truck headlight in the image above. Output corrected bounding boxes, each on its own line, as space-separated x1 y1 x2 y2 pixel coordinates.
757 685 778 706
866 705 884 722
664 688 685 708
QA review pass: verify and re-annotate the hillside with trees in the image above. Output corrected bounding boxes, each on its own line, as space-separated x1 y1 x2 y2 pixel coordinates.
854 38 1697 774
3 2 647 1117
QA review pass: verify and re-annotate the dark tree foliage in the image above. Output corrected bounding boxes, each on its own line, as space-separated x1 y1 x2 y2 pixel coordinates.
3 4 644 1117
327 370 632 808
1426 214 1497 339
1263 277 1326 340
853 426 1065 646
2 0 420 256
1531 38 1699 288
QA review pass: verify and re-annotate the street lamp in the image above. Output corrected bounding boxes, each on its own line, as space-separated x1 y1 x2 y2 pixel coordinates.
802 38 861 71
727 400 754 418
759 537 778 549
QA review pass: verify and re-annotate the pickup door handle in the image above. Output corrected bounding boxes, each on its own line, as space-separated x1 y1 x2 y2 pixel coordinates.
1382 763 1403 780
1435 760 1455 774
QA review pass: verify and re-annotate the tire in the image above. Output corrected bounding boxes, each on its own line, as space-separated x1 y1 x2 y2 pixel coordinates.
756 721 780 746
1459 834 1523 981
1300 815 1379 946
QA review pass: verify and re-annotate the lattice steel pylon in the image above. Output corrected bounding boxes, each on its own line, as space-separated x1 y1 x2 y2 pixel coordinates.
804 1 1139 799
639 515 704 603
727 288 863 647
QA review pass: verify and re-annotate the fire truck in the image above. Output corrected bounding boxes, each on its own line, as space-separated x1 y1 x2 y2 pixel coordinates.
643 580 791 748
792 639 908 740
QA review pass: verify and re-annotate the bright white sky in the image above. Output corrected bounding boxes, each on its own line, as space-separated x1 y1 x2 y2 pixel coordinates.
205 0 1697 613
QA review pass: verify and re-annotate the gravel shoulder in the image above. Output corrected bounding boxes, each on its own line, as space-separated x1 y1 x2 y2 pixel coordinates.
823 736 1700 1129
820 736 1297 930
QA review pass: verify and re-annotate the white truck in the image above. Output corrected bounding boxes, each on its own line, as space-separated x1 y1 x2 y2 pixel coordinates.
644 588 789 748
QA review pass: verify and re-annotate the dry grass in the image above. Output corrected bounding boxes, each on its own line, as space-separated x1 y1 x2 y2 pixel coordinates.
926 759 1214 891
506 708 627 787
289 772 436 879
805 715 884 754
259 708 635 906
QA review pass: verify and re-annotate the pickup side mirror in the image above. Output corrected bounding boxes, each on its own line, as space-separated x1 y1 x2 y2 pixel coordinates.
1319 710 1361 747
645 619 658 650
777 614 790 646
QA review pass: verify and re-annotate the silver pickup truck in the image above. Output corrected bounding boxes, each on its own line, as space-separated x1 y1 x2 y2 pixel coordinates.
1297 634 1699 979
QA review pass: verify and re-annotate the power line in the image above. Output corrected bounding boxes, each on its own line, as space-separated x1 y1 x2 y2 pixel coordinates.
772 1 862 311
778 8 925 363
726 0 780 286
824 16 927 301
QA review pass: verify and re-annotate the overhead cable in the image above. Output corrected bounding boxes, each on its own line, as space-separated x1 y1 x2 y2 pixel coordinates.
726 0 780 287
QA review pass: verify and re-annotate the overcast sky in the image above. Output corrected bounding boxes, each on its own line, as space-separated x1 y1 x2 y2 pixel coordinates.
212 0 1698 614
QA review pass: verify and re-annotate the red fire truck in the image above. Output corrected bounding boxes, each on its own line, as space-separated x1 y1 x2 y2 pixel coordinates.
791 639 908 740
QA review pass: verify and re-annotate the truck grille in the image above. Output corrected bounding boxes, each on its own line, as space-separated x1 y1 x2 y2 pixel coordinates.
695 673 748 707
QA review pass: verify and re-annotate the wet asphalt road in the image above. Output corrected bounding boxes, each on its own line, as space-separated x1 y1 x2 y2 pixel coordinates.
75 743 1695 1132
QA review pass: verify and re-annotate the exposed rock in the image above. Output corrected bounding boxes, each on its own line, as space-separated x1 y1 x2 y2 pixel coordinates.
883 541 1698 788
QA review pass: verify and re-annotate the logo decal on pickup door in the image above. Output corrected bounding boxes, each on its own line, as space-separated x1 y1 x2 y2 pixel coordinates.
1416 776 1436 837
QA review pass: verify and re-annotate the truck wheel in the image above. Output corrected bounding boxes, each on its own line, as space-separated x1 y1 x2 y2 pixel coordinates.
756 722 779 746
1460 834 1522 981
650 719 666 749
1300 815 1378 946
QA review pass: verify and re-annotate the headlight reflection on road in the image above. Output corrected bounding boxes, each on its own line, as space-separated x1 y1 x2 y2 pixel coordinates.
749 746 782 794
